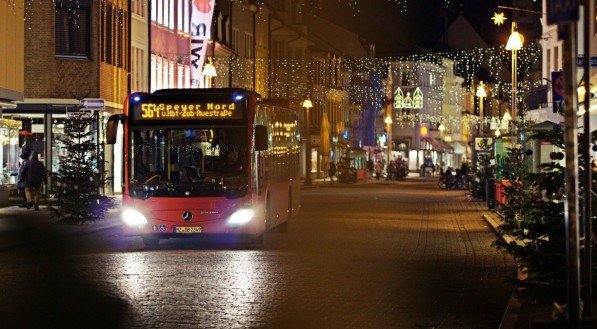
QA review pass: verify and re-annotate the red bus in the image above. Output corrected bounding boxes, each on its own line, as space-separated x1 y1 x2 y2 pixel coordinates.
106 88 301 246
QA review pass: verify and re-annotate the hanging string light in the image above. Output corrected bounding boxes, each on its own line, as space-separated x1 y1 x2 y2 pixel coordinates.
147 40 540 133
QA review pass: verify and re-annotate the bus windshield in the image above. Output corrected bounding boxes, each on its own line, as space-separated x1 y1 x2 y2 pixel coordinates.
129 127 249 199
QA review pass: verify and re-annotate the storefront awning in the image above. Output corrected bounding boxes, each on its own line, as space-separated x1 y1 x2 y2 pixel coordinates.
528 120 558 131
423 138 453 153
449 141 466 154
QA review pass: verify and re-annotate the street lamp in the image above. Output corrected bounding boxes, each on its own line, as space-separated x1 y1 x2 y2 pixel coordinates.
505 22 524 119
302 98 313 186
476 81 487 134
385 114 393 163
203 57 217 88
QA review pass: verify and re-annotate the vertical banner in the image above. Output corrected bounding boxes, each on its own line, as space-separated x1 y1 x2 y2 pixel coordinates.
190 0 215 87
551 71 564 110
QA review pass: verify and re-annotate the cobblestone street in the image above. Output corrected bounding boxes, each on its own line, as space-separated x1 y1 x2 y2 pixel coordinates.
0 178 516 328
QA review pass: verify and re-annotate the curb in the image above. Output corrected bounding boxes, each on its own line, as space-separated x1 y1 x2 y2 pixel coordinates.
0 221 122 251
0 207 123 251
481 210 522 329
481 211 516 245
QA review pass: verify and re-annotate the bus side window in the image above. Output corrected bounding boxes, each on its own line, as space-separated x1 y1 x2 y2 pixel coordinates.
184 166 201 182
255 125 268 151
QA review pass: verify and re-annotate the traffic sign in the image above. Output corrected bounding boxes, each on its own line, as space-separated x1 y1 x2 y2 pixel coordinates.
80 98 105 110
576 56 597 67
547 0 579 25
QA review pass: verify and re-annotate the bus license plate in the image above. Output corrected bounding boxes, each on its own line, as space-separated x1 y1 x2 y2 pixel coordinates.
175 226 202 234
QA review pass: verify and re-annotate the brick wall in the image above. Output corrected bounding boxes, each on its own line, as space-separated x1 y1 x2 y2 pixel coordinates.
25 1 129 105
24 1 99 99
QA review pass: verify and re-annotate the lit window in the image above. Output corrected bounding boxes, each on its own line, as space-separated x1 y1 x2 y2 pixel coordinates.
151 0 157 21
157 0 163 25
178 0 184 31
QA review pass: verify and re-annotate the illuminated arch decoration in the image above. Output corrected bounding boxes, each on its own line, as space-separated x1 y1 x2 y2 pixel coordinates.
394 87 423 109
413 88 423 108
393 88 404 109
403 92 413 108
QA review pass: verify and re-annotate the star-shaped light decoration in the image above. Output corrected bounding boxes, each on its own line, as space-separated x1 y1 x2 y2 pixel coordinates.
491 12 507 26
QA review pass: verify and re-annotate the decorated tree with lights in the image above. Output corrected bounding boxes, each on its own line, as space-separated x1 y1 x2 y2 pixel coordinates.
496 130 566 303
48 111 115 223
495 118 597 304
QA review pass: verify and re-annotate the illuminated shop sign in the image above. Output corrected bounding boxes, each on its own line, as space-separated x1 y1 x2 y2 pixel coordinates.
393 87 423 109
135 102 242 120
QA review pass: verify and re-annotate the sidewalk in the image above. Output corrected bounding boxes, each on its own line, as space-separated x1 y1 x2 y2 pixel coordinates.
481 210 524 329
305 172 434 186
482 209 597 328
0 198 122 251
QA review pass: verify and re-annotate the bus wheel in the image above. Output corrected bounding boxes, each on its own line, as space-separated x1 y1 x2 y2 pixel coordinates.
142 235 160 247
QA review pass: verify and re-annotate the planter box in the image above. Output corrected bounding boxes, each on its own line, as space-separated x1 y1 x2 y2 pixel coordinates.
0 188 10 207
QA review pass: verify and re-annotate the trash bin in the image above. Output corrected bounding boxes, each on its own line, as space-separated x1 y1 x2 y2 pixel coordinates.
486 178 495 209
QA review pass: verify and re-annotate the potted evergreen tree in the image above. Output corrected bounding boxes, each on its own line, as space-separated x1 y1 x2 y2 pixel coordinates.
48 111 115 223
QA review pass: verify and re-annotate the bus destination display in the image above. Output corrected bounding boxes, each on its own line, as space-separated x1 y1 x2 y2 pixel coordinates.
135 102 242 120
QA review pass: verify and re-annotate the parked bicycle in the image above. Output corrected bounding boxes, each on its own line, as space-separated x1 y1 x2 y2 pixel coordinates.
438 169 466 190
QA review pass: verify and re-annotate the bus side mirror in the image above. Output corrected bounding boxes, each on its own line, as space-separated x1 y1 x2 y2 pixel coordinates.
106 114 125 145
255 125 268 151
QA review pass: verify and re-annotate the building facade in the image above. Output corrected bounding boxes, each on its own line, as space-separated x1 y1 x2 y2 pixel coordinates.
0 0 375 191
0 0 130 193
0 1 25 185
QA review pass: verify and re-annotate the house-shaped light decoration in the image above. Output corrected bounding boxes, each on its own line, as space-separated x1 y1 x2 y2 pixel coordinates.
394 87 424 109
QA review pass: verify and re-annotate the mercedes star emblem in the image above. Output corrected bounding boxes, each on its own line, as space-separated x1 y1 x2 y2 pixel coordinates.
182 211 193 221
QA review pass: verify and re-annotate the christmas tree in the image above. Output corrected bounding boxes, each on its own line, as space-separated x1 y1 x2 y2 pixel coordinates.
48 111 115 223
495 119 597 304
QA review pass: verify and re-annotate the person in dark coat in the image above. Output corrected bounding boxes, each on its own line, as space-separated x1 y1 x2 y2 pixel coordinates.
366 159 374 180
328 161 337 184
16 151 31 207
20 151 47 211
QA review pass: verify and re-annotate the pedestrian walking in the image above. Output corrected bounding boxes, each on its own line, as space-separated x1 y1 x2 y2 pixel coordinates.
375 160 382 180
16 150 31 208
366 159 374 180
328 161 337 184
20 151 47 211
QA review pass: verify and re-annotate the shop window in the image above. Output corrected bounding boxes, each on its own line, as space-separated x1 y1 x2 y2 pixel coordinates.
0 120 21 185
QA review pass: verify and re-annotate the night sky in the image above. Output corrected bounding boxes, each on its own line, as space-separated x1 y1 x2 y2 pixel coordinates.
312 0 539 57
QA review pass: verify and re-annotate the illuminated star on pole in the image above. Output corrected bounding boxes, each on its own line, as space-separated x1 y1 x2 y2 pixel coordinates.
491 12 507 26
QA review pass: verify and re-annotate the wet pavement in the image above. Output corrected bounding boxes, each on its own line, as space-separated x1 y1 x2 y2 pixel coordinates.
0 177 516 328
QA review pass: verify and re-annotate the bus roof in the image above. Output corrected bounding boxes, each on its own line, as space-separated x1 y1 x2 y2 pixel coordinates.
148 88 260 98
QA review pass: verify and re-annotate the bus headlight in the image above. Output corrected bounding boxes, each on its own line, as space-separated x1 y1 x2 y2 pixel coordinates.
122 208 148 226
227 209 255 226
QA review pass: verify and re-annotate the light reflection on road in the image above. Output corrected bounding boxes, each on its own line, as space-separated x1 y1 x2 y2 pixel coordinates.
110 249 281 327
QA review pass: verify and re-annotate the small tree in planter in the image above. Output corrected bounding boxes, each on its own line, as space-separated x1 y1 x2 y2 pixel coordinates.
48 111 115 223
495 121 597 306
496 139 567 303
470 138 495 200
